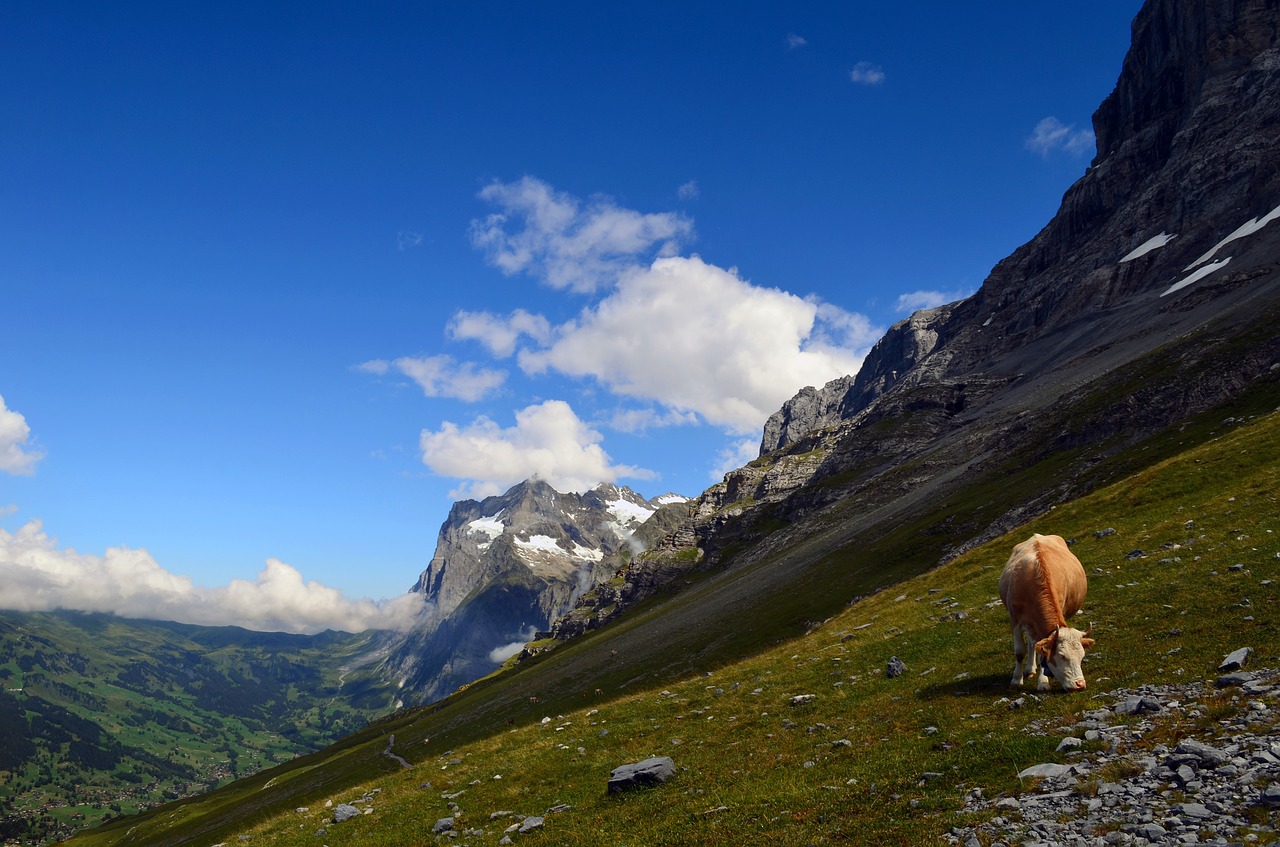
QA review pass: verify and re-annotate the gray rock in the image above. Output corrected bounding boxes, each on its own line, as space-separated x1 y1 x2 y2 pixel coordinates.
1136 822 1168 840
1174 738 1228 768
1017 763 1074 779
331 804 360 824
886 656 907 678
1174 802 1214 819
432 817 455 833
517 816 544 833
607 756 677 793
1113 695 1162 715
1216 670 1255 687
1219 646 1253 671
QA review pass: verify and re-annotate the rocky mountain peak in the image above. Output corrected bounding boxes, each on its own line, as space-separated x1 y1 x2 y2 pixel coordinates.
387 479 678 702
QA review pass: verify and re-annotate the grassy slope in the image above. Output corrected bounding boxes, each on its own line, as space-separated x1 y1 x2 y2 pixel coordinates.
71 386 1280 846
0 614 397 842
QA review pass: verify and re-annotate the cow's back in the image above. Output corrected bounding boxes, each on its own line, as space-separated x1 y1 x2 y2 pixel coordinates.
999 534 1087 628
1036 534 1086 618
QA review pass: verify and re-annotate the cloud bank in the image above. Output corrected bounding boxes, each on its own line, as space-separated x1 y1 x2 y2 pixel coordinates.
0 520 424 634
0 395 43 475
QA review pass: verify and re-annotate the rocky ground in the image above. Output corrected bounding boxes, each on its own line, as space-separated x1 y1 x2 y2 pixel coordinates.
947 666 1280 847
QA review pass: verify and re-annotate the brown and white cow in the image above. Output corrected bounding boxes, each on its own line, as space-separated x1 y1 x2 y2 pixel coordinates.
998 533 1094 692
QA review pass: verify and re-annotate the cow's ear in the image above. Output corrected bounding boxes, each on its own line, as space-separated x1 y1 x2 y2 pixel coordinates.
1081 637 1096 650
1034 632 1057 658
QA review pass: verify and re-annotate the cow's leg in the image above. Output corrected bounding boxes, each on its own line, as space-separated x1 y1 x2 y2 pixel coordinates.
1010 628 1027 687
1032 643 1051 690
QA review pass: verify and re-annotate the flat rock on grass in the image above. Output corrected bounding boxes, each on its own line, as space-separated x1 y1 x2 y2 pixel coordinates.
607 756 676 794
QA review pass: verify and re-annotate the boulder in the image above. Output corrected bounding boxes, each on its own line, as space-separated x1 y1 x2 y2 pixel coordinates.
607 756 677 793
331 804 360 824
1218 646 1253 671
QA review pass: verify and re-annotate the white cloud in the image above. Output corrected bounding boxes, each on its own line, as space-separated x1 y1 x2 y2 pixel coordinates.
0 395 42 476
0 520 424 634
448 309 552 358
419 400 655 500
487 625 538 664
607 407 700 434
1026 116 1094 158
786 33 808 49
850 61 885 85
518 256 879 434
676 180 700 201
712 438 760 482
894 289 971 314
358 355 506 402
397 230 424 250
468 176 693 293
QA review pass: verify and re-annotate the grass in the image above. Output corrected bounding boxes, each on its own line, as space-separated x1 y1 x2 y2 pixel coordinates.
192 408 1279 847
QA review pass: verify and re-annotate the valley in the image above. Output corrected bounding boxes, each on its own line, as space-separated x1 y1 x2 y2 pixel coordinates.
0 614 399 844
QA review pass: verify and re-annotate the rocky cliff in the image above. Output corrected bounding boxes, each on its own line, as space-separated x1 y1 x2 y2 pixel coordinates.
382 480 686 703
547 0 1280 646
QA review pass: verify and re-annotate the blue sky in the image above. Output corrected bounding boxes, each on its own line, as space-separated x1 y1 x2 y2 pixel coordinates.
1 1 1144 632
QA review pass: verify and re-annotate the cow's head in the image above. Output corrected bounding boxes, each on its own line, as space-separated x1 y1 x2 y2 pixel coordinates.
1035 626 1095 691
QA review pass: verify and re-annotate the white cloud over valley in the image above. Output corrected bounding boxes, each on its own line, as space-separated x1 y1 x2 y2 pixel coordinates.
0 395 43 475
0 520 424 634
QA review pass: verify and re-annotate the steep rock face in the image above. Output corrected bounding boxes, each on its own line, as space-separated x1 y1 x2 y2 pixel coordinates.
384 480 685 703
760 375 853 454
765 0 1280 440
545 0 1280 646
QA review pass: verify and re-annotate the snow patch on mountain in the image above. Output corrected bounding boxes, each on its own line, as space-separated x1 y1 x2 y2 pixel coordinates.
1162 257 1232 297
1185 202 1280 270
1120 231 1176 262
607 497 655 525
467 514 506 550
514 534 563 556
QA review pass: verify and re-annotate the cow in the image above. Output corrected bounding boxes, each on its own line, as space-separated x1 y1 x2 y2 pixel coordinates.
998 533 1094 692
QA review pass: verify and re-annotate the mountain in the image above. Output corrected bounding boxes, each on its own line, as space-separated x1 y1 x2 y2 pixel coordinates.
379 481 688 703
0 611 399 844
540 0 1280 645
63 0 1280 843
